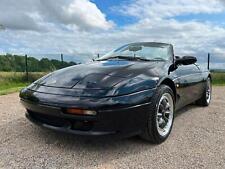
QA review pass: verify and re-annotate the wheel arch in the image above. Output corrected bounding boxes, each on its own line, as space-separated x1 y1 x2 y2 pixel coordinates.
208 73 212 81
158 78 177 102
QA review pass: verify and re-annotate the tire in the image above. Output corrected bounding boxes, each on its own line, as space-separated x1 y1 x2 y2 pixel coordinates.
140 85 175 144
196 77 212 106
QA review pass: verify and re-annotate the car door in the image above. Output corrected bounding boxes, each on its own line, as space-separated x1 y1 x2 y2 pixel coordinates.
173 64 204 109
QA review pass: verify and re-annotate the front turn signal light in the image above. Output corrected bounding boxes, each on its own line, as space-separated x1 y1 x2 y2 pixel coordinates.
65 108 97 116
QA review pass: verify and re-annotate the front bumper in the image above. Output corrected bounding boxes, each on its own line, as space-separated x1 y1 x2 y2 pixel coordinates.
25 111 115 136
22 100 151 137
20 88 155 137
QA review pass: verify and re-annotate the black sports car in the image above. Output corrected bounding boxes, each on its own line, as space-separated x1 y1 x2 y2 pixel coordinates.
20 42 211 143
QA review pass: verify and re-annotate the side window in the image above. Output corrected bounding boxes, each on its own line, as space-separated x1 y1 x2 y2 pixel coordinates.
176 64 200 77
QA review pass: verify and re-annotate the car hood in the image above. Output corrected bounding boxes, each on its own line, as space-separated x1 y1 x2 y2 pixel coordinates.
29 60 167 96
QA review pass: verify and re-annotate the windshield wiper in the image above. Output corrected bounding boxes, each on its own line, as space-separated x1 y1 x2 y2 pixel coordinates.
97 56 131 61
97 55 151 61
150 57 166 61
134 57 152 61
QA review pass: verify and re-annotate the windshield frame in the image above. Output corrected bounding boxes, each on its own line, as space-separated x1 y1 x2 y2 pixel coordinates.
97 42 174 62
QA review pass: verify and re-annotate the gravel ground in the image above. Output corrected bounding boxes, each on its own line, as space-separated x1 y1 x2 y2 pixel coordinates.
0 86 225 169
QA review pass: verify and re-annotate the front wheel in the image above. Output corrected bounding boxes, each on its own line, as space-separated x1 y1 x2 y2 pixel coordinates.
140 85 175 144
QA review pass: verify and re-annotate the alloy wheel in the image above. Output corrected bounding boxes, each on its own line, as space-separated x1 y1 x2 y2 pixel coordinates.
206 78 211 104
156 93 174 137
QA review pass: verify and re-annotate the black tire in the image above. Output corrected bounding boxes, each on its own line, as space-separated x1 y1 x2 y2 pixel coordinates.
140 85 175 144
196 77 212 106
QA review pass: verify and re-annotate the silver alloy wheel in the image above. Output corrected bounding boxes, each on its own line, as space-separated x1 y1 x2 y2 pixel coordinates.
206 78 211 104
156 93 174 137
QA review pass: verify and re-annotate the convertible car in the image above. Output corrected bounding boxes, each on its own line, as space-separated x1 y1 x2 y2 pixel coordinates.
20 42 211 143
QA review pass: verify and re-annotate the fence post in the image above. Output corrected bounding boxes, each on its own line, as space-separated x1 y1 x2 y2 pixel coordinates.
61 53 64 68
207 53 210 70
25 54 28 81
61 53 64 62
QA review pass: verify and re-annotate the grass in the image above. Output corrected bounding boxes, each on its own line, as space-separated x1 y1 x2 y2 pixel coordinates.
0 83 28 95
0 72 46 95
0 72 224 96
211 72 225 85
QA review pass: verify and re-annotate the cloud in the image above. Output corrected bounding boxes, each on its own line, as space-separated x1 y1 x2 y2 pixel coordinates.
0 0 225 69
39 0 114 31
0 0 41 31
0 13 45 31
117 0 225 19
0 0 114 31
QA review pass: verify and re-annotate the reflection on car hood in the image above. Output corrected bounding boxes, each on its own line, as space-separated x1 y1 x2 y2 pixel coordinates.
32 60 166 95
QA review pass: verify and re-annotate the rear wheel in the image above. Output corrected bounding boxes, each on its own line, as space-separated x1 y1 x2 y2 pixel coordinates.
140 85 175 144
196 77 212 106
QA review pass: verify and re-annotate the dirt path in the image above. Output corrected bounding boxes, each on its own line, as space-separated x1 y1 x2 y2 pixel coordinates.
0 87 225 169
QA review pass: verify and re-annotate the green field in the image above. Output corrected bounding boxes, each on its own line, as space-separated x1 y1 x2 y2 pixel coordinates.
0 72 46 95
0 72 224 95
212 72 225 85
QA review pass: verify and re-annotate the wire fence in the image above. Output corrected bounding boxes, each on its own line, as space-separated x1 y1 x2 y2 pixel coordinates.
0 53 89 82
196 53 225 72
0 53 85 69
0 52 224 82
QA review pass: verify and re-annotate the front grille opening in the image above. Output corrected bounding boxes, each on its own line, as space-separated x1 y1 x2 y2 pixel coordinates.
28 110 67 127
71 121 93 131
28 111 93 131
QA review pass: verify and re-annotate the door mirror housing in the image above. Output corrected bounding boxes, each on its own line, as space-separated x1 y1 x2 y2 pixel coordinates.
168 56 197 74
175 56 197 66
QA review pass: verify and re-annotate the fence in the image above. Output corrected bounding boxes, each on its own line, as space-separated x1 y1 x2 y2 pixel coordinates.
0 53 89 82
196 53 225 72
0 52 225 82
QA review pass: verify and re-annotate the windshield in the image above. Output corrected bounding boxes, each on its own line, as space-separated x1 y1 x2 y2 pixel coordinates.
98 43 171 61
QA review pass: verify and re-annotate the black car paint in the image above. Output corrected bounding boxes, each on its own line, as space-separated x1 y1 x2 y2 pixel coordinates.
20 43 210 137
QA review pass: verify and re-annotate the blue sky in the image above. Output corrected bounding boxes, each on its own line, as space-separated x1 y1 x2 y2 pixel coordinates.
92 0 137 26
95 0 225 28
0 0 225 67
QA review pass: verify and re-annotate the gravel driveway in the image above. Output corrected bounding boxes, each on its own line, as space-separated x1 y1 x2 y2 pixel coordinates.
0 86 225 169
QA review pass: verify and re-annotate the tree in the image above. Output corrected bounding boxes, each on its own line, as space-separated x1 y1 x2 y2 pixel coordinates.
0 54 77 72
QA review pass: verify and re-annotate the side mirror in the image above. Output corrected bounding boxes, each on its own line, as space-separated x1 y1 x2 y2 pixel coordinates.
168 56 197 74
176 56 197 65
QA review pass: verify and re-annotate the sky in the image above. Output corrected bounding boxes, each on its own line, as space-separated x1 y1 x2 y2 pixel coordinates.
1 0 225 65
